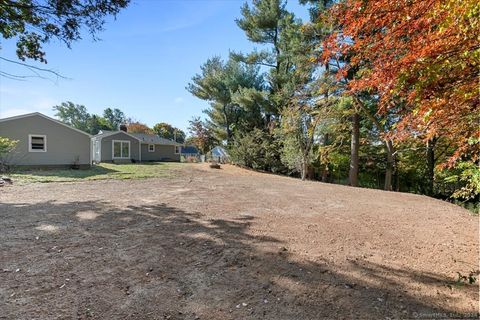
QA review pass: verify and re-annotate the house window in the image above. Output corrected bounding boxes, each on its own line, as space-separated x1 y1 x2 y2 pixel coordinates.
175 146 181 154
29 134 47 152
148 144 155 152
112 140 130 159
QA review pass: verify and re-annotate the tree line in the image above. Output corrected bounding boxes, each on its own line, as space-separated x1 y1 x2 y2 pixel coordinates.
186 0 479 209
53 102 186 143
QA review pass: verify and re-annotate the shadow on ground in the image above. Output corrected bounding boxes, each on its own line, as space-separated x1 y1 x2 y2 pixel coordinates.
11 165 119 179
0 200 477 319
10 162 178 181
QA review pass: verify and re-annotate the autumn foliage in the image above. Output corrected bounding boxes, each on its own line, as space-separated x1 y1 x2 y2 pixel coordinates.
321 0 480 164
126 122 154 134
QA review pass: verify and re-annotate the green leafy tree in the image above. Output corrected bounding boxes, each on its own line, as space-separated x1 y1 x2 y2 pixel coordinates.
187 56 264 143
53 102 125 134
87 115 111 134
0 0 130 63
153 122 175 140
103 108 126 130
153 122 185 143
53 101 91 133
234 0 305 116
172 129 186 144
231 87 269 133
443 162 480 203
229 0 319 177
277 106 318 180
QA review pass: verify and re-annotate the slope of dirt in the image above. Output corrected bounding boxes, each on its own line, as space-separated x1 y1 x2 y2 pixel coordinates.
0 164 478 319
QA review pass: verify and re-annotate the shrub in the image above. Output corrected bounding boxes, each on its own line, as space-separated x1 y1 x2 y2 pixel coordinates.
0 137 18 172
229 129 285 173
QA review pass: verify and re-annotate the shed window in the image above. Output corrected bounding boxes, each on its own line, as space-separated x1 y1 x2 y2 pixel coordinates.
113 140 130 159
29 134 46 152
175 146 181 154
148 144 155 152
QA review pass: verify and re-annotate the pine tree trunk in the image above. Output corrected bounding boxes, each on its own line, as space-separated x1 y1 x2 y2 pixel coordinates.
384 139 394 191
223 104 232 144
349 113 360 187
426 138 436 196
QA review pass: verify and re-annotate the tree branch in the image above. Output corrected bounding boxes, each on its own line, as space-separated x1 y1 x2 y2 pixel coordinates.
0 56 68 81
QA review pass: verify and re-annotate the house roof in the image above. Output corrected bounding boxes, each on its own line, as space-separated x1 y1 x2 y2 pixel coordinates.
0 112 92 137
94 130 142 141
95 130 116 138
130 133 181 146
94 130 180 145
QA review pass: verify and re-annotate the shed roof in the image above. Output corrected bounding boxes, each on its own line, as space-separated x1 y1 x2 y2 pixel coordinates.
181 146 199 154
211 146 229 157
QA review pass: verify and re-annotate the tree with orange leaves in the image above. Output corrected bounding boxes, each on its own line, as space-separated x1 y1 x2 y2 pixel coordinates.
321 0 479 167
126 121 154 134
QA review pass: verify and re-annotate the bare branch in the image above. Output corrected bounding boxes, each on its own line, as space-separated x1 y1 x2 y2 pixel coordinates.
0 56 69 81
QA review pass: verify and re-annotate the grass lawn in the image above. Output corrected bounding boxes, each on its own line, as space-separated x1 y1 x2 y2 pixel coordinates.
9 162 184 183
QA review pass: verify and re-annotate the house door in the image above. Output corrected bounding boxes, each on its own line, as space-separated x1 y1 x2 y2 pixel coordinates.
94 140 101 162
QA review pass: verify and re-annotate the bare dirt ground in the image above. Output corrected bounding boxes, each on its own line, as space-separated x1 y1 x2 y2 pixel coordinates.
0 164 478 319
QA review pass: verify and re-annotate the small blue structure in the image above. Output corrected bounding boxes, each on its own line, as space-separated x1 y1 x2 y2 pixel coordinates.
181 145 199 155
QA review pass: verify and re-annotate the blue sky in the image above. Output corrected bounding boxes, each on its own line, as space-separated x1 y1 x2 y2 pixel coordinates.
0 0 309 133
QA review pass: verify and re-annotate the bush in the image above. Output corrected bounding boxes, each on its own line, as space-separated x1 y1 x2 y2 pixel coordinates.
432 161 479 213
0 137 18 172
229 129 285 173
439 161 480 200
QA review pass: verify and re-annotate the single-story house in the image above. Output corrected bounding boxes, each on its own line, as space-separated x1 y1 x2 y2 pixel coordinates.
0 112 92 168
92 129 181 163
0 112 182 168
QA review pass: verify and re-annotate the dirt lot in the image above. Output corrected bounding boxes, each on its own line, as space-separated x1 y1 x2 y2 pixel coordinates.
0 164 478 319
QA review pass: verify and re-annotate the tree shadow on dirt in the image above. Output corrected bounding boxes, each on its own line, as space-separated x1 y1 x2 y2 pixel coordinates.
0 200 477 320
11 165 119 179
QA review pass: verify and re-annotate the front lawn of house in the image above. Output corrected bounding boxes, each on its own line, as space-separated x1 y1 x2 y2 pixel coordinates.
9 162 185 183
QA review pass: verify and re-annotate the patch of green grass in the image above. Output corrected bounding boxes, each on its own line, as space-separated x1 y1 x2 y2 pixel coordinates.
10 162 185 183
